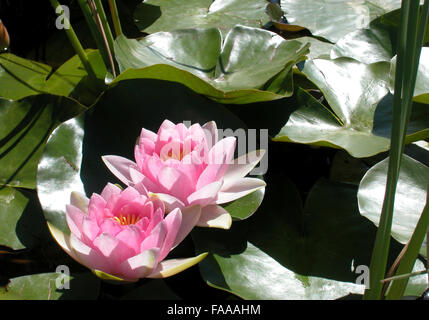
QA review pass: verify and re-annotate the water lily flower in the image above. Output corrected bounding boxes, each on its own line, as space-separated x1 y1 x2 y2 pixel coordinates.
102 120 266 230
47 182 206 282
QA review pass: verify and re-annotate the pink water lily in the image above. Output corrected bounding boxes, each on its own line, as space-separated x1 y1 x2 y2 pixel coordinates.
102 120 266 229
48 182 206 282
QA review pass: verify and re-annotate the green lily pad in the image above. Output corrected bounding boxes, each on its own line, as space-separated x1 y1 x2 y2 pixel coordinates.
274 55 429 158
0 50 106 104
281 0 403 42
389 47 429 105
331 26 393 64
134 0 271 37
222 188 265 221
358 154 429 257
37 79 264 234
297 37 334 60
0 187 51 250
0 95 85 189
0 272 100 300
113 26 310 104
193 176 407 299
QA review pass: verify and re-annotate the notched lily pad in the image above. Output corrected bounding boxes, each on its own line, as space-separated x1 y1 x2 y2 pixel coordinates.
113 25 310 104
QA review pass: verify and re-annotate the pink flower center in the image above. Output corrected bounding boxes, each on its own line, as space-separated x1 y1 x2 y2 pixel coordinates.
113 213 142 226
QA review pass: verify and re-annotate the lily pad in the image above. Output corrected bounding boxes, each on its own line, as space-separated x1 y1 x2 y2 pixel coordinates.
331 26 393 64
0 272 100 300
193 176 407 299
113 26 310 104
358 154 429 257
274 55 429 158
0 50 106 104
134 0 271 37
389 47 429 105
37 79 264 234
0 95 85 189
281 0 404 42
0 187 51 250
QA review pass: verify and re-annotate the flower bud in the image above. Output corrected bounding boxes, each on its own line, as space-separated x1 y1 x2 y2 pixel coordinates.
0 20 10 51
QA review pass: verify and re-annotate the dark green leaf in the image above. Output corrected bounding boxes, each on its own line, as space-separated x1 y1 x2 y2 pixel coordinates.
0 187 51 250
0 95 85 189
0 272 100 300
0 51 106 104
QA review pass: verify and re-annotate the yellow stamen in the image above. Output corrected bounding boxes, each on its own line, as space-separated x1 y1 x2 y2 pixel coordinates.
113 213 141 226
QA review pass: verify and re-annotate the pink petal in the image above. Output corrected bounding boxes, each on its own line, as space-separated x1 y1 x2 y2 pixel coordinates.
187 180 223 207
197 205 232 229
223 150 266 184
132 180 150 197
99 218 123 236
115 226 144 254
148 253 208 279
196 137 236 189
216 177 266 204
81 216 100 242
118 248 159 280
129 167 163 193
158 208 182 261
202 121 218 149
139 127 158 142
69 234 109 273
140 220 167 252
109 186 142 214
157 120 176 134
70 192 89 213
157 166 194 202
152 193 185 212
66 205 85 239
87 194 107 223
100 183 122 201
102 155 137 186
93 233 134 266
173 205 201 248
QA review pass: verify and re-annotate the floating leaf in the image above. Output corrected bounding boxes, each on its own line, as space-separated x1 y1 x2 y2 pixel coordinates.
0 272 100 300
281 0 404 42
0 51 105 104
358 154 429 257
274 54 429 158
113 26 309 104
192 177 405 299
0 187 51 250
331 26 393 64
134 0 271 37
0 95 85 189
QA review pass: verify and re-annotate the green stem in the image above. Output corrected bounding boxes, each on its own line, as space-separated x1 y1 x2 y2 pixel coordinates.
108 0 123 37
385 185 429 299
88 0 118 77
49 0 98 84
93 0 115 56
363 0 423 300
76 0 110 72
